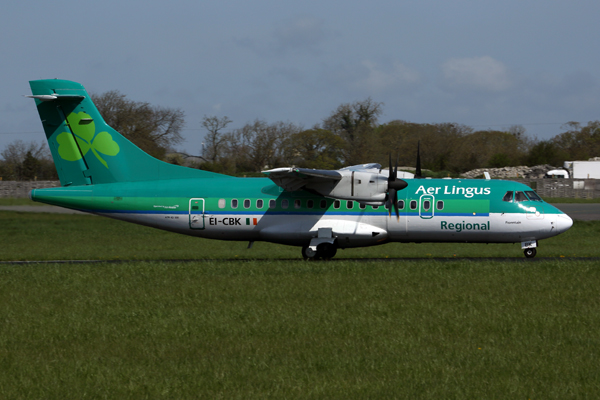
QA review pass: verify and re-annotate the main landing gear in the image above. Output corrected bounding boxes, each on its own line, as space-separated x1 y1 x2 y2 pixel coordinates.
302 243 338 260
524 248 537 258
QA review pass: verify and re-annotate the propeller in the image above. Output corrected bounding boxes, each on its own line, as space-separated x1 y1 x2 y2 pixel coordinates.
415 141 423 179
387 154 408 220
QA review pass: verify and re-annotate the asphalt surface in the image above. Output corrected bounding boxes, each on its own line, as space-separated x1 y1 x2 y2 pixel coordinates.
0 205 87 214
549 204 600 221
1 203 600 220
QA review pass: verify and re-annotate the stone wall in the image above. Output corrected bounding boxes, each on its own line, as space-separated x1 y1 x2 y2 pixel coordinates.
516 179 600 199
0 181 60 198
461 165 555 179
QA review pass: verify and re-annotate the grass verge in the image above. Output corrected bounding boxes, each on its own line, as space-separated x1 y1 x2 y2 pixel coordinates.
0 259 599 398
0 198 43 206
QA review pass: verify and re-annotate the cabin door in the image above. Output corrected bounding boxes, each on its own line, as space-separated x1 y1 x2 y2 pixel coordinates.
419 195 435 219
189 198 206 230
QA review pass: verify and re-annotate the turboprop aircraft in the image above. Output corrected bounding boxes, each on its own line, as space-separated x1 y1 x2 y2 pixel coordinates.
26 79 573 259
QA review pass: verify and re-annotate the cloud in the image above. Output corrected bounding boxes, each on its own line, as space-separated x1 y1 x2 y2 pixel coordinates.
236 16 329 56
353 61 422 94
441 56 511 92
273 17 328 53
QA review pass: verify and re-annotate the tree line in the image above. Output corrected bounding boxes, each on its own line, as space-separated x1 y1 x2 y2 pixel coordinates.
2 92 599 181
190 99 600 177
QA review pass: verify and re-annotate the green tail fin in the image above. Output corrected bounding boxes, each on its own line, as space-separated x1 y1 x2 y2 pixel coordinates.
29 79 224 186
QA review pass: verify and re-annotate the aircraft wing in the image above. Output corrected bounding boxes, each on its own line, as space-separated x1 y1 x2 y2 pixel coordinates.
262 167 342 192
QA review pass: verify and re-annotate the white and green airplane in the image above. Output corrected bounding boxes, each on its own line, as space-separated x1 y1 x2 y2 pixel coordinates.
27 79 572 259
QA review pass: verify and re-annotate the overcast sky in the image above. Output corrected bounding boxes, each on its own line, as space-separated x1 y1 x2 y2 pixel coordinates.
2 0 600 155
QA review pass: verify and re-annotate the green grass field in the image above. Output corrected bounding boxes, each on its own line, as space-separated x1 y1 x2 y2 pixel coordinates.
1 210 600 398
0 198 44 206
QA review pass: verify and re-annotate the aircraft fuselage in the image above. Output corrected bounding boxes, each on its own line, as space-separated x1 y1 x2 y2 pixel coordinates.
31 176 572 250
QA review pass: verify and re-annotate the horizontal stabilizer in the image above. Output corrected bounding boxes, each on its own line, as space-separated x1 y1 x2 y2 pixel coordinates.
24 95 85 102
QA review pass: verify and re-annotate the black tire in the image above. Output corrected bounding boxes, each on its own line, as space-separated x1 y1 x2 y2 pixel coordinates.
317 243 337 259
524 248 537 258
302 246 317 260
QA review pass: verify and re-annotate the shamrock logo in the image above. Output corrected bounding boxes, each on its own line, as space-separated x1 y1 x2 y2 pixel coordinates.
56 112 120 168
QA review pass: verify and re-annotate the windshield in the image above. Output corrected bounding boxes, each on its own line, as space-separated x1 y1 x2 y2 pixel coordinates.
515 191 528 202
525 190 542 201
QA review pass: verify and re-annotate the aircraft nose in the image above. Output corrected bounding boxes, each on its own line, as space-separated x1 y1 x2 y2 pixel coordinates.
555 213 573 234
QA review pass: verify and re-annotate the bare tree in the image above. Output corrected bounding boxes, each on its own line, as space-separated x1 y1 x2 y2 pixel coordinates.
322 98 383 165
223 120 302 173
0 140 56 180
201 115 233 163
92 91 185 159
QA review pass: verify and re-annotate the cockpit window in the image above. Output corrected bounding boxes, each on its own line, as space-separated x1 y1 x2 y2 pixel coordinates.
502 191 514 202
515 191 528 202
525 191 542 201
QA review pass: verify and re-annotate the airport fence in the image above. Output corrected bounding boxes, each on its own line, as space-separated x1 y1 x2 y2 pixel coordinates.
517 179 600 199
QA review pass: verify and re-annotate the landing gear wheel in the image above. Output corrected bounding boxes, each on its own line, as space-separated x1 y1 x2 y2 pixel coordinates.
317 243 337 259
302 246 318 260
524 248 537 258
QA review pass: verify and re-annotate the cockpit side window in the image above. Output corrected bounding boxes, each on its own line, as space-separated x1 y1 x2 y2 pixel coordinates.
525 191 542 201
502 191 514 202
515 191 528 202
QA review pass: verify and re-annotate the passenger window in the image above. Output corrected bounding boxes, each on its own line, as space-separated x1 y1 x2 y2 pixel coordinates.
294 199 301 209
231 199 238 209
307 200 314 209
423 200 431 210
398 200 405 209
359 203 366 210
243 199 251 209
525 191 542 201
372 205 379 210
347 200 353 209
320 199 327 209
281 199 289 209
269 199 276 209
436 200 444 210
334 200 340 209
218 199 226 209
256 199 264 209
515 191 528 202
410 200 417 210
502 191 514 202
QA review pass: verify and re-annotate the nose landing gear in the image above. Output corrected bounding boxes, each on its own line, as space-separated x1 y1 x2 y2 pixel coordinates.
524 248 537 258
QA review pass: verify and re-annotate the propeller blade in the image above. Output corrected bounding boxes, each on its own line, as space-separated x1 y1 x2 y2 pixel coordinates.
392 188 400 221
415 141 422 178
387 153 407 219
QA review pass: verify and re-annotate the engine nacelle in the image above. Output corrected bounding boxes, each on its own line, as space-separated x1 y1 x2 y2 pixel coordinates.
305 169 388 203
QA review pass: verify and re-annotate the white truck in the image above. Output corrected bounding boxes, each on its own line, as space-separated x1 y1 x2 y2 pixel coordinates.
563 160 600 179
545 169 569 179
